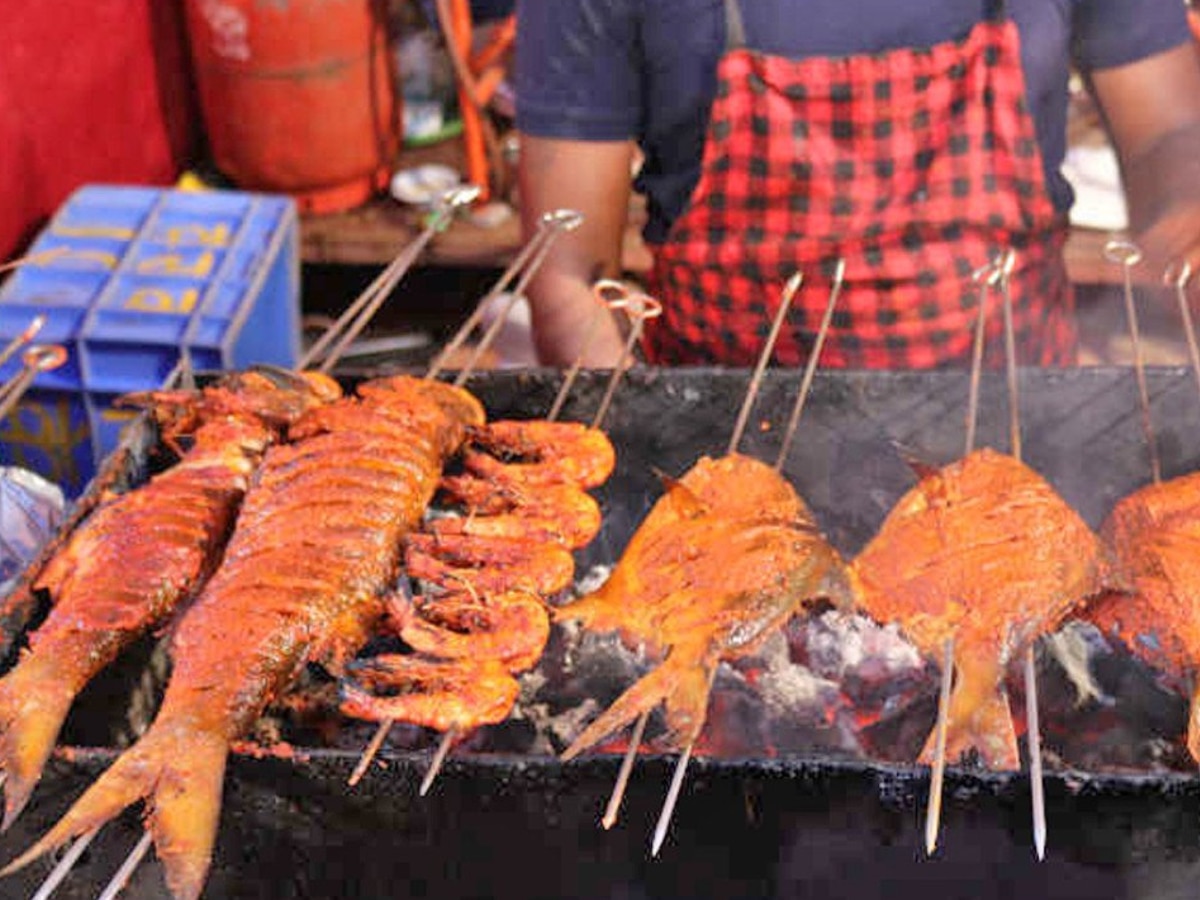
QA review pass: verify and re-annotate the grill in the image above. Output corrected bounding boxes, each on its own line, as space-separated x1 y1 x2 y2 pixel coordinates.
2 366 1199 899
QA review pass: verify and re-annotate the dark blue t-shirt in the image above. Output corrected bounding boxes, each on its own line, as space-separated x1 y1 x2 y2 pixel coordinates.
515 0 1189 244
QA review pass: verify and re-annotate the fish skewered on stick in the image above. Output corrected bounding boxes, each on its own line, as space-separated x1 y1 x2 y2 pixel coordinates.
1 375 485 900
0 369 339 829
558 265 854 854
849 251 1113 859
6 191 491 899
1086 258 1200 763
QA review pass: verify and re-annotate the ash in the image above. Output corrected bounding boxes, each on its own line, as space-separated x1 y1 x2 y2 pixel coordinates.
269 566 1197 775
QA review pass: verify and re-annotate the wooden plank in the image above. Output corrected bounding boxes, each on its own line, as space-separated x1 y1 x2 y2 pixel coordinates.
298 138 1135 286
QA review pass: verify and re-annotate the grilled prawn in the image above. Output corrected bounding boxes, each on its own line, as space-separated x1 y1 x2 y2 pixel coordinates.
2 376 483 900
338 420 615 738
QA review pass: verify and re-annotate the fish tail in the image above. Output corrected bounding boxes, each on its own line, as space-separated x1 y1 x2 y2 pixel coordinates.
919 659 1019 770
562 656 685 762
1187 686 1200 765
0 666 78 829
146 731 228 900
1 725 228 900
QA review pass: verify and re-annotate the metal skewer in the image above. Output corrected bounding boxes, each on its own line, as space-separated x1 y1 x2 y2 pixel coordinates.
600 271 804 832
925 251 1008 857
419 726 459 797
588 286 662 432
301 184 481 372
993 251 1048 861
774 260 845 471
0 314 45 372
428 209 584 381
1105 240 1159 484
95 831 153 900
924 636 955 857
1024 637 1046 860
650 664 718 857
0 248 68 277
727 271 804 456
0 345 68 424
547 284 632 423
651 263 844 857
450 211 585 386
1170 263 1200 389
28 826 99 900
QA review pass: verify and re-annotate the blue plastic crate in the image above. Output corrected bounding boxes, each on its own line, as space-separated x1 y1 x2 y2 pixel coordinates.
0 184 301 493
0 390 93 498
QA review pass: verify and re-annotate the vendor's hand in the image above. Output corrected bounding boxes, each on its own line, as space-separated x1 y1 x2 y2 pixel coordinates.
519 134 637 369
1091 43 1200 282
534 291 628 368
1134 202 1200 282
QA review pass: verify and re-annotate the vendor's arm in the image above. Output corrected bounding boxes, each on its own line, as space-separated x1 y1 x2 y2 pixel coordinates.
518 136 633 367
515 0 641 367
1089 38 1200 273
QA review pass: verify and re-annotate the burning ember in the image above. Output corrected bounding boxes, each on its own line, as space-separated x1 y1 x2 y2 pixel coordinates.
265 572 1192 779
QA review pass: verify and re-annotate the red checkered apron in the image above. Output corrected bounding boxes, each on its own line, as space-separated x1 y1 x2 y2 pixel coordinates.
644 0 1075 368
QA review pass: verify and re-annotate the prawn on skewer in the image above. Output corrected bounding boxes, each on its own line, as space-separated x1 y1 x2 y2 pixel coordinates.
335 286 639 784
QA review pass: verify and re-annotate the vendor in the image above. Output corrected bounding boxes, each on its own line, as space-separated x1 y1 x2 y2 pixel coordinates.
514 0 1200 368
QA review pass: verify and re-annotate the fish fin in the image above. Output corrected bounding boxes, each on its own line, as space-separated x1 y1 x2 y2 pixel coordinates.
660 652 718 749
147 732 228 900
918 664 1019 770
1 726 228 900
0 671 76 830
651 467 710 519
1 739 161 877
1187 685 1200 765
890 440 942 481
562 653 689 761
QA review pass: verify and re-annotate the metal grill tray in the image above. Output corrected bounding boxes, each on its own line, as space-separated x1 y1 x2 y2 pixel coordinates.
3 366 1200 899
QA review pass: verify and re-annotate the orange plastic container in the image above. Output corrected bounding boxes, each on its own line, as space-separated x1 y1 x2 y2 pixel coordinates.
183 0 400 214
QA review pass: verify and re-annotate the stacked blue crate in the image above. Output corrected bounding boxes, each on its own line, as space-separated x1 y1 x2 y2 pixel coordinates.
0 185 300 495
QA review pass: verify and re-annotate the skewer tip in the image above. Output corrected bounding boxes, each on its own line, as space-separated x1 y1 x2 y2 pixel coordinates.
923 637 954 860
419 728 457 797
347 718 393 787
650 744 694 859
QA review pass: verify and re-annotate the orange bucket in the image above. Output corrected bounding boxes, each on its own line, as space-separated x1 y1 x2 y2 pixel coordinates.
183 0 400 214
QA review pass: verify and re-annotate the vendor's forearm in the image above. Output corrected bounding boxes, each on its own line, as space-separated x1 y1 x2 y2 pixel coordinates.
1122 121 1200 233
518 134 634 367
529 273 625 367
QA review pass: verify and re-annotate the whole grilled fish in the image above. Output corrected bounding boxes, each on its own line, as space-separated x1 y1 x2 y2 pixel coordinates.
0 370 340 827
1 375 483 900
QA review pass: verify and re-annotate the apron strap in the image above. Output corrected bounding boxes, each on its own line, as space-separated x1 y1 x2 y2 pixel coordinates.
723 0 747 50
985 0 1008 22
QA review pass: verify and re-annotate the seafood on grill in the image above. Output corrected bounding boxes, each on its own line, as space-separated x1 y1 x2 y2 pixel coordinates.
0 369 341 659
337 420 615 739
458 419 615 489
1085 469 1200 762
2 375 484 900
557 452 852 760
850 447 1114 770
0 369 339 828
